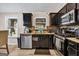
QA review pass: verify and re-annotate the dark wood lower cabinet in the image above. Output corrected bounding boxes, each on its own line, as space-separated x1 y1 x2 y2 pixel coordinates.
32 35 53 49
32 40 39 48
38 38 49 48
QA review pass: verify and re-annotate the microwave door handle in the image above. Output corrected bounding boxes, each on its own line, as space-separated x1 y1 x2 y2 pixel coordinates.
69 14 71 21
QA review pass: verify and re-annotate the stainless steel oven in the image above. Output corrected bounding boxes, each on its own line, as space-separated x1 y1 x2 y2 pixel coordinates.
67 46 77 56
67 41 78 56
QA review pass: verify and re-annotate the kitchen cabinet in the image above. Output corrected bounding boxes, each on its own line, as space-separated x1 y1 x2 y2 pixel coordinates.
23 13 32 27
76 3 79 23
50 3 78 26
59 3 78 25
77 3 79 9
32 36 39 48
49 13 61 26
52 13 62 26
32 35 53 49
67 40 79 56
49 5 67 26
52 15 58 25
66 3 76 13
58 5 67 17
56 13 62 25
20 35 32 48
49 13 57 25
38 35 49 48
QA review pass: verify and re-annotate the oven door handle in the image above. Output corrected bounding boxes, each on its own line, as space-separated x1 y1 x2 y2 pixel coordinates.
69 42 74 46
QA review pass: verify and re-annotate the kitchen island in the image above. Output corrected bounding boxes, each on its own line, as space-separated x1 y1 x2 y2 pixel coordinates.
19 33 54 49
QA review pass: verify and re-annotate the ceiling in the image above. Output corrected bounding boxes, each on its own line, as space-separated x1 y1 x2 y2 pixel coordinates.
0 3 66 13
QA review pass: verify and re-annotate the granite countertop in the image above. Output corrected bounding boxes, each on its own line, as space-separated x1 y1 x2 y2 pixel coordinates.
20 32 54 35
66 37 79 43
54 34 79 44
20 32 79 44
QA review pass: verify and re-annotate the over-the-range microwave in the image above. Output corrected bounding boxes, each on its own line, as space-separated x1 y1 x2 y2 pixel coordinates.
61 9 77 25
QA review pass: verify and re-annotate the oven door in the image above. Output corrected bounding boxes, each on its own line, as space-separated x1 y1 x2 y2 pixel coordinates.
67 46 77 56
67 41 78 56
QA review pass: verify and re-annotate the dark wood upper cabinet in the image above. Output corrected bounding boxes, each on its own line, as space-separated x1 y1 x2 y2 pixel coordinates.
49 13 62 26
23 13 32 27
66 3 76 12
58 3 76 16
57 13 62 25
50 3 78 26
53 4 67 26
49 13 58 25
76 3 79 23
58 5 67 16
77 3 79 9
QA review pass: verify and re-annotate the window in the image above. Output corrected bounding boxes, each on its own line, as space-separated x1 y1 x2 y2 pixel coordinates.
5 16 18 37
35 18 46 29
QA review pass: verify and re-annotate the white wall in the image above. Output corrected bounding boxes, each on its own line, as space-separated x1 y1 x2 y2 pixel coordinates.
0 12 24 45
0 12 50 45
0 12 24 33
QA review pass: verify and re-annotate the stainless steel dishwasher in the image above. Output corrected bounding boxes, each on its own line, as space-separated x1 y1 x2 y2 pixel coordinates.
21 35 32 48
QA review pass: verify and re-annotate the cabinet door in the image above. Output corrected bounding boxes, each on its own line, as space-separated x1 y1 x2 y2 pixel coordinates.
77 3 79 9
52 14 62 25
23 13 32 27
59 5 67 17
38 36 49 48
57 14 62 25
76 3 79 23
32 36 39 48
49 13 57 25
67 3 76 12
55 15 58 25
51 14 59 25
